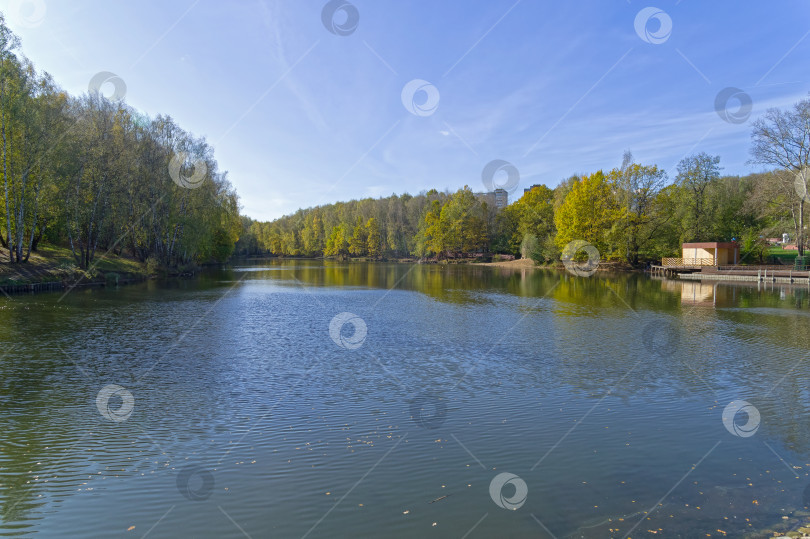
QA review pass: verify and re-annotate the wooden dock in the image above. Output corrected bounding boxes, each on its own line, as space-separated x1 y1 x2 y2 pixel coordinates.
650 263 810 284
679 267 810 285
650 265 703 277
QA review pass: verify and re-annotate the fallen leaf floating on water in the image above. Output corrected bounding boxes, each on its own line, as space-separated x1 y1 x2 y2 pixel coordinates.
127 526 135 531
429 495 450 504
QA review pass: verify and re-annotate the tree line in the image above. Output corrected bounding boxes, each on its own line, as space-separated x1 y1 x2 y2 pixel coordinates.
238 92 810 265
3 9 807 270
0 16 240 270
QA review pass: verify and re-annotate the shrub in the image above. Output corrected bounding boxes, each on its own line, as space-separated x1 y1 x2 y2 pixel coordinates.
145 256 164 276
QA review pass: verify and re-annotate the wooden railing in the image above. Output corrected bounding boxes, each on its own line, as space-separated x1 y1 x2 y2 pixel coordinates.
661 257 715 267
716 265 785 271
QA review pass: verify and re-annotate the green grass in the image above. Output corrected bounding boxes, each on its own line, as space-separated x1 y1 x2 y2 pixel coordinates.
768 247 799 255
0 244 146 285
767 247 800 265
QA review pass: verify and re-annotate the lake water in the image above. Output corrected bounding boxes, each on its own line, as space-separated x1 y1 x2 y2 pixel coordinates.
2 260 810 538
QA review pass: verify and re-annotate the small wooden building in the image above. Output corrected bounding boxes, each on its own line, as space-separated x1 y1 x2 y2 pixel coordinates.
681 242 739 266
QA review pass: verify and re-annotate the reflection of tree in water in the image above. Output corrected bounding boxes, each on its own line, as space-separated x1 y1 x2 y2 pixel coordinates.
575 473 810 538
0 305 114 527
0 343 66 527
242 263 810 425
8 261 810 535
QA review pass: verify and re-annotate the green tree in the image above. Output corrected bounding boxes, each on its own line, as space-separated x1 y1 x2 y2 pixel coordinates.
676 153 722 242
608 155 669 264
750 95 810 256
349 217 367 256
300 210 324 256
365 217 381 258
554 171 623 257
324 223 349 257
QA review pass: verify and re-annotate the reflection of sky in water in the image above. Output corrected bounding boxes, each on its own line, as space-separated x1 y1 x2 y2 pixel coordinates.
1 262 809 537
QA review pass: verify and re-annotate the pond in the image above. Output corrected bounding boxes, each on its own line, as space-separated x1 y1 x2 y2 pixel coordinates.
1 260 810 537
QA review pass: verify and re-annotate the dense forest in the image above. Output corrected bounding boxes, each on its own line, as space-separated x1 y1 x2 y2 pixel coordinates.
0 16 241 270
237 117 810 266
236 90 810 266
2 10 808 272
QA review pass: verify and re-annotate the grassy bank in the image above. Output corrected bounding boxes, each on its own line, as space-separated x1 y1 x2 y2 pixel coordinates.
0 245 147 288
768 247 800 265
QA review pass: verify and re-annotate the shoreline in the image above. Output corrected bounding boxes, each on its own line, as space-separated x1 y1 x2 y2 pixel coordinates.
477 258 548 269
0 245 201 296
0 276 149 296
239 255 641 272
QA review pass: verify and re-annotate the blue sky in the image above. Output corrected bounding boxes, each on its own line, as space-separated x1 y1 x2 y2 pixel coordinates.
3 0 810 221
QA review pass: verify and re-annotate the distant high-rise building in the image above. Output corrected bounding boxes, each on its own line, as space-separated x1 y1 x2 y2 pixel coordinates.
523 184 542 194
474 189 509 209
493 188 508 209
474 192 494 206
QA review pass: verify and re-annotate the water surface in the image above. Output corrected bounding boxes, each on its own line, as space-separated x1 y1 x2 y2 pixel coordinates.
2 260 810 538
